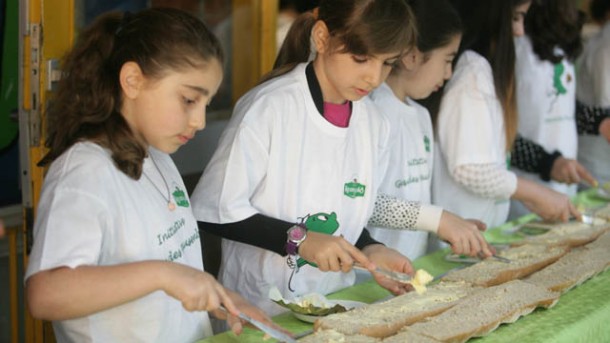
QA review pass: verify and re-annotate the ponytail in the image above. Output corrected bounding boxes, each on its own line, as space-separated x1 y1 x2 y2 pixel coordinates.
261 0 416 84
261 12 317 83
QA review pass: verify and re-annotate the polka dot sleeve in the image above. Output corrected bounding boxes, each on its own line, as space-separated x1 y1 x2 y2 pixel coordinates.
576 100 610 135
511 134 561 181
369 194 442 233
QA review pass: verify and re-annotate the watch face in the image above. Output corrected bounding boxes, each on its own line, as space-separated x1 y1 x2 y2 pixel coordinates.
288 226 306 241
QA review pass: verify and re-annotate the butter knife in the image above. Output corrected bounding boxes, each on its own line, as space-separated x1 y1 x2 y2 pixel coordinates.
478 252 512 264
353 264 412 283
219 306 297 343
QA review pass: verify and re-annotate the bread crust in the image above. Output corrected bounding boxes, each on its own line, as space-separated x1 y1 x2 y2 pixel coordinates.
407 280 559 343
441 244 568 287
297 329 380 342
525 235 610 293
314 282 476 338
512 222 610 248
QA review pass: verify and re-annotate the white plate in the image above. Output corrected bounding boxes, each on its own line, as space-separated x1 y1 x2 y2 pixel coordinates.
292 300 366 323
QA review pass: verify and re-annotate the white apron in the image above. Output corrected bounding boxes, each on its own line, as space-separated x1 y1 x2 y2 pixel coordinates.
510 37 578 219
26 142 212 342
432 51 511 229
191 64 391 315
367 83 432 260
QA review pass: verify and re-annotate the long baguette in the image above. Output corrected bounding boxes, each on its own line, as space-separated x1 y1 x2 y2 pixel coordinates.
314 281 476 338
297 329 380 342
441 244 568 287
407 280 560 343
584 229 610 250
512 221 610 248
382 328 442 342
592 203 610 220
525 232 610 293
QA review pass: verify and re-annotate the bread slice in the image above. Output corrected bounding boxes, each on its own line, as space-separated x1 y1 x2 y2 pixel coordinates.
512 221 610 248
314 281 476 338
297 329 380 342
524 247 610 293
585 229 610 250
525 231 610 293
382 328 442 342
407 280 560 343
440 244 568 287
592 203 610 220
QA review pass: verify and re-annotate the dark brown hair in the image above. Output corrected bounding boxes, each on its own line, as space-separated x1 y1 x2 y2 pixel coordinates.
263 0 417 82
39 8 223 179
407 0 462 56
526 0 583 63
424 0 527 151
590 0 610 23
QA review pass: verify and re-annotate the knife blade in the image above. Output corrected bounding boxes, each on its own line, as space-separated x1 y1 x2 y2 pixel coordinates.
219 306 297 343
293 328 314 340
353 264 412 283
490 254 512 263
478 251 512 264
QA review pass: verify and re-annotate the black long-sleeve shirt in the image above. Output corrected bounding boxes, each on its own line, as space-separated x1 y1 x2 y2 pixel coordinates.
512 102 609 180
198 214 380 256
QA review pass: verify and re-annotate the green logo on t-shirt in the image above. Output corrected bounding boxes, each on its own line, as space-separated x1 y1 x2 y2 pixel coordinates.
172 187 189 208
553 63 567 95
344 179 365 198
424 135 430 153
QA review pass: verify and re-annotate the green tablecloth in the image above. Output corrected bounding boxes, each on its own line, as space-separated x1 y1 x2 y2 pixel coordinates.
199 189 610 342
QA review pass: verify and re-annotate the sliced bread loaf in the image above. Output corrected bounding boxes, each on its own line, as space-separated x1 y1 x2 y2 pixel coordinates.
525 231 610 293
584 229 610 250
297 329 380 342
592 203 610 220
382 328 442 342
314 281 476 338
441 244 568 287
524 247 610 293
512 221 610 248
407 280 560 343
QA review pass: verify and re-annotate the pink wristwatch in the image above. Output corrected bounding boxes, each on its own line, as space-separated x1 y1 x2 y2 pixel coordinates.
286 224 307 255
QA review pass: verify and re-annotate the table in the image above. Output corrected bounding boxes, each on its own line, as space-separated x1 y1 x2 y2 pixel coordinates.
199 189 610 342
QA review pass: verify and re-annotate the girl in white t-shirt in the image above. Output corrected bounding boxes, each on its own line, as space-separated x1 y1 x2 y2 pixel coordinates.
509 0 596 219
429 0 580 229
24 9 275 343
192 0 493 316
369 0 488 259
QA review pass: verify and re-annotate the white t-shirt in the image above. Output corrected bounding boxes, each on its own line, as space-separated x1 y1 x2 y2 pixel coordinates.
432 51 511 228
191 63 391 315
367 82 432 260
510 36 578 218
25 142 212 343
576 22 610 184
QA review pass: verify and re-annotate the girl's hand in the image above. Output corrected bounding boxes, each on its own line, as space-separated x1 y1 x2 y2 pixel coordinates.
516 178 581 222
550 157 596 186
436 211 493 257
599 117 610 144
161 263 239 316
362 244 414 295
210 290 288 337
298 231 374 272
